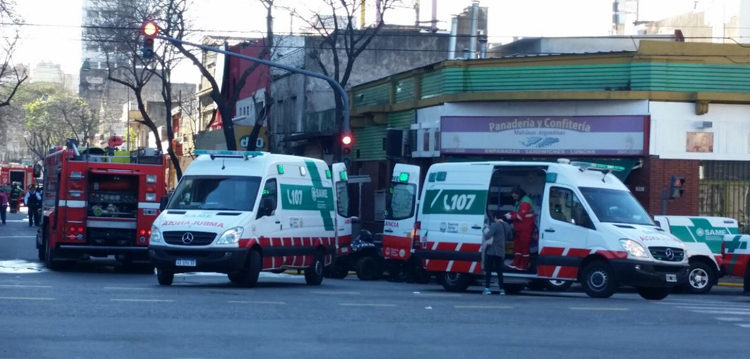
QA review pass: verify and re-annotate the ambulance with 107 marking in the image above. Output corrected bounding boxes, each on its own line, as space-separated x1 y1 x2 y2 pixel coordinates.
148 150 353 286
385 159 690 300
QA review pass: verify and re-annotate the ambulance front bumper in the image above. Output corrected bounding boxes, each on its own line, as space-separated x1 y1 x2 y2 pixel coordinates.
610 259 689 288
149 246 249 273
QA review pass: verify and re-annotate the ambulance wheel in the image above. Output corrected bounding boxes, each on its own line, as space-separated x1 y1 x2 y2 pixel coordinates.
636 286 671 300
156 267 174 286
356 256 382 281
441 272 470 292
243 250 262 287
685 261 715 294
580 261 616 298
545 279 573 292
305 253 324 286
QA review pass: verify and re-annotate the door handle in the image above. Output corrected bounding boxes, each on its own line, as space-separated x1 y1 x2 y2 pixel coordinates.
544 228 555 233
384 228 393 233
472 225 482 230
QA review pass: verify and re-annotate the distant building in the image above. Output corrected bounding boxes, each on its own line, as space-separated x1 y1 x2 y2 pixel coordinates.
30 62 77 93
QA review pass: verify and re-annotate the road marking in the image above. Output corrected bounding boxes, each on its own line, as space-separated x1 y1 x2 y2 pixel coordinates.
110 299 174 303
103 287 149 290
569 307 629 311
228 300 286 305
454 305 513 309
0 296 54 301
413 293 463 298
685 310 750 315
716 317 745 322
0 235 36 238
0 284 52 288
736 324 750 328
339 303 396 307
678 305 750 312
311 290 360 295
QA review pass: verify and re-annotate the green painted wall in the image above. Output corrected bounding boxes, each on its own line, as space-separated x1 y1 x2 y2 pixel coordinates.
387 110 415 129
353 125 386 162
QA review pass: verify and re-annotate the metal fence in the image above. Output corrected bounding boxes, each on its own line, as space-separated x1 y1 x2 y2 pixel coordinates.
699 180 750 234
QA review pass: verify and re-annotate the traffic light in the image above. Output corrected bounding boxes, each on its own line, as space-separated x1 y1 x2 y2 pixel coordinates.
341 133 353 156
141 20 158 60
668 175 685 198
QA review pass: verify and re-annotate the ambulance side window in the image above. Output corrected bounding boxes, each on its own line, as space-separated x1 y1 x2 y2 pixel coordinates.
336 181 349 217
257 179 277 219
549 187 594 230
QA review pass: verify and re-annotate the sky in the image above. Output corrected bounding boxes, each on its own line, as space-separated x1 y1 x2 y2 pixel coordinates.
11 0 716 84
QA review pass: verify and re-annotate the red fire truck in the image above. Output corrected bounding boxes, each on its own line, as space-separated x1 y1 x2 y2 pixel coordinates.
1 163 35 212
36 143 167 269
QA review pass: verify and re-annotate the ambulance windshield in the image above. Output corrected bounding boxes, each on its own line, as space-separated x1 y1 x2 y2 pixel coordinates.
168 176 262 211
579 187 653 226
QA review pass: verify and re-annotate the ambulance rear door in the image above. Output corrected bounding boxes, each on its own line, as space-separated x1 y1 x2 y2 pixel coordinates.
331 162 353 255
383 164 421 261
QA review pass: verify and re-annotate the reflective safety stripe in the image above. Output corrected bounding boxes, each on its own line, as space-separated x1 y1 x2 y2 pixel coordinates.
58 200 86 208
87 220 137 229
138 202 160 209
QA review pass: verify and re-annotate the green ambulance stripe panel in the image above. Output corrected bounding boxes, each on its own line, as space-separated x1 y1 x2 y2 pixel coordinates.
303 160 334 231
421 189 488 215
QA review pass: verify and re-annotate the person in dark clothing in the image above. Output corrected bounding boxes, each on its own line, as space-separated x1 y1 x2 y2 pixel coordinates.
25 186 42 226
482 211 513 295
9 183 21 213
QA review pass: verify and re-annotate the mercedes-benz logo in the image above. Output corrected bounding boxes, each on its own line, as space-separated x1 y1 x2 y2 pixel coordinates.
181 232 194 244
665 247 675 260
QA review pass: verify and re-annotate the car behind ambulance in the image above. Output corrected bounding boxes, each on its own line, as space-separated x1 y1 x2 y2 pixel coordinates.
148 150 352 286
388 159 689 300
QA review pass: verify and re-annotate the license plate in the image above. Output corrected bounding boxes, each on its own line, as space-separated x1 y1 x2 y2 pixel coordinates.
665 274 677 283
175 258 196 267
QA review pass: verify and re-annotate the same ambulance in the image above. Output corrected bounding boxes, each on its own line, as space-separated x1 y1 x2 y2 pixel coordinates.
653 216 737 294
385 159 689 300
148 150 353 287
722 233 750 292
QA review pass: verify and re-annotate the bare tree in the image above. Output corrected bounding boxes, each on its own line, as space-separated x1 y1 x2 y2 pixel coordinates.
291 0 396 154
0 0 28 110
162 0 275 151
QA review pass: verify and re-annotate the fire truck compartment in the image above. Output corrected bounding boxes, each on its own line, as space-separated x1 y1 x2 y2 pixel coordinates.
87 173 139 218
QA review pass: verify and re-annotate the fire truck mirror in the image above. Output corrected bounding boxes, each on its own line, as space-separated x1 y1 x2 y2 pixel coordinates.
159 194 170 211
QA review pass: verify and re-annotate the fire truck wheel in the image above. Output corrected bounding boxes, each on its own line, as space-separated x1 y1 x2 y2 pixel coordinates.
580 261 616 298
241 250 262 287
156 267 174 286
37 228 46 261
44 237 62 271
685 261 715 294
441 272 470 292
305 253 324 286
636 286 671 300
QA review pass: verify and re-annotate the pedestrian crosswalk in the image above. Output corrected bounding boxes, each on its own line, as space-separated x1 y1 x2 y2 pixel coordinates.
661 298 750 328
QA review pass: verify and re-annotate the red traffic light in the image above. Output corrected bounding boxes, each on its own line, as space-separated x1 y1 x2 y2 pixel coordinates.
142 21 159 38
341 134 353 146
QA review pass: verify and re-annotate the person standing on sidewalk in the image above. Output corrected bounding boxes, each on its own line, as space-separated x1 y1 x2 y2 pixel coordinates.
0 188 8 225
482 211 513 295
24 186 42 227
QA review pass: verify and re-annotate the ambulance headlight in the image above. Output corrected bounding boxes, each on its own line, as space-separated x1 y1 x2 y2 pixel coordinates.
215 227 243 246
149 227 163 244
619 239 648 258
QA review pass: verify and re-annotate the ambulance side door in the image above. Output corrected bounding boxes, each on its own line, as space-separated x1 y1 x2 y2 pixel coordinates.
331 163 353 255
255 178 281 237
383 163 421 261
539 185 595 279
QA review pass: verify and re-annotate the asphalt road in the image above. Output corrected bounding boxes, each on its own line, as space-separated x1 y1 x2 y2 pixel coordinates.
1 209 748 359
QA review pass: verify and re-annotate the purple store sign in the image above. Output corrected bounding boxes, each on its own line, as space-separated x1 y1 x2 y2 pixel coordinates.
440 115 648 156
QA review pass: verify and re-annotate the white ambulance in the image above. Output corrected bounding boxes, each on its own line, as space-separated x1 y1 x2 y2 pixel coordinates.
722 233 750 292
148 150 352 286
388 159 689 300
653 216 737 294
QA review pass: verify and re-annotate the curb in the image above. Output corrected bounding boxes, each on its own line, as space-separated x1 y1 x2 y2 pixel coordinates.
717 282 744 288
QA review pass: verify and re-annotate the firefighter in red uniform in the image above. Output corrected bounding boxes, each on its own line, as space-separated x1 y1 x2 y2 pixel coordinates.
506 187 535 270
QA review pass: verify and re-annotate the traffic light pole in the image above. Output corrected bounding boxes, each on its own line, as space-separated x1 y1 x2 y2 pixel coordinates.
155 34 351 142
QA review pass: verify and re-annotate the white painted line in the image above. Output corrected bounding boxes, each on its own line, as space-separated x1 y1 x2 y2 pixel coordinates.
689 310 750 315
228 300 286 305
0 296 54 301
103 287 149 290
311 290 360 295
339 303 396 307
569 307 629 311
412 292 463 298
678 305 750 312
736 324 750 328
110 299 174 303
715 317 745 322
454 305 513 309
659 300 729 306
0 284 52 288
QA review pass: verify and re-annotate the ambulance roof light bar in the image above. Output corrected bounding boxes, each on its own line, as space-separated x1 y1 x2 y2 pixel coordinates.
194 149 264 160
569 161 625 173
